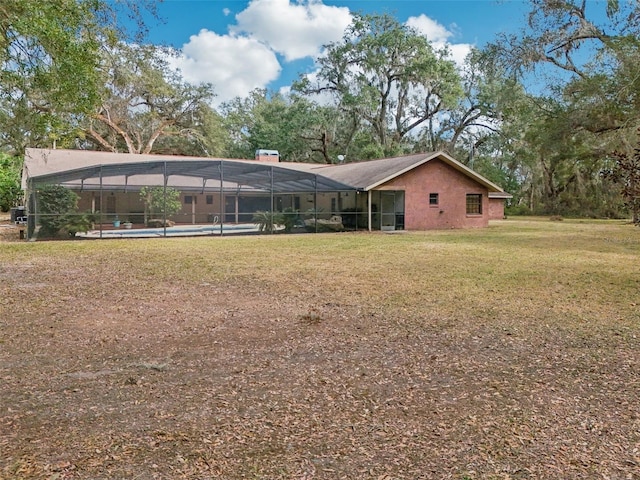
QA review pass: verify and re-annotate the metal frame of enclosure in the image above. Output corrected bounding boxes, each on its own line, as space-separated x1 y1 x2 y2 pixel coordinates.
24 159 368 240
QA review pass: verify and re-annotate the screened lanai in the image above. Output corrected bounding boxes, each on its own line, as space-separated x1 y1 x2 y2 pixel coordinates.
23 152 363 239
23 148 507 239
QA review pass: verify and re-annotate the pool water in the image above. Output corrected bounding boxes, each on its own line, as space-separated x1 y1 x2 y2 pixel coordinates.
77 223 263 238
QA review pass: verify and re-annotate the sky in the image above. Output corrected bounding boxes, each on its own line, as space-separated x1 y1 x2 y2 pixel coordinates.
139 0 531 106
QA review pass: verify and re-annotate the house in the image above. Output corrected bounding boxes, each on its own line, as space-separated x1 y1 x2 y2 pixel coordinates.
22 148 510 238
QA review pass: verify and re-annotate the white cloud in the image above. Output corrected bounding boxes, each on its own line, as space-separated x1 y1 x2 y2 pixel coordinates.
406 14 452 43
167 5 473 106
169 29 281 105
406 14 472 66
165 1 351 106
445 42 473 66
232 0 352 61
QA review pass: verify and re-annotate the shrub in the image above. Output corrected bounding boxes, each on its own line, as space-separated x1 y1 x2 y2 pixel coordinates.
253 211 283 233
0 154 22 211
505 204 531 216
37 185 92 237
281 207 299 233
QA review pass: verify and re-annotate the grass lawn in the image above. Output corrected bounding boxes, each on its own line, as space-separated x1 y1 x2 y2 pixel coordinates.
1 217 639 479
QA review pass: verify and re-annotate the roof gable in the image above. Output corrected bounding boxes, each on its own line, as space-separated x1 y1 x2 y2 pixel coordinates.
280 151 506 192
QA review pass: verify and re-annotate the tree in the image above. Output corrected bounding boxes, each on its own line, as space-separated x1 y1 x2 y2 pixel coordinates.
140 186 181 225
294 13 463 156
222 89 358 164
0 0 157 153
482 0 640 217
488 0 640 137
490 0 639 78
151 102 228 157
0 0 101 152
82 43 216 155
222 90 307 160
296 102 362 164
36 184 93 237
608 130 640 224
414 48 528 160
0 154 23 211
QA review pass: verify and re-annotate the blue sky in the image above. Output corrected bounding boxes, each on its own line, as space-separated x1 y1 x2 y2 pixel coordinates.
140 0 531 105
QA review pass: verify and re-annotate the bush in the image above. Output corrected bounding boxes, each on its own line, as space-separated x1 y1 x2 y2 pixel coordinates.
0 154 22 211
281 207 299 233
253 211 282 233
63 213 96 236
505 204 531 216
37 185 92 237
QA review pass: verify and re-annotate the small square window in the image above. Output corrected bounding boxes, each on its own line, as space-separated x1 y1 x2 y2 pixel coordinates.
184 195 196 205
206 195 213 205
466 194 482 215
429 193 439 206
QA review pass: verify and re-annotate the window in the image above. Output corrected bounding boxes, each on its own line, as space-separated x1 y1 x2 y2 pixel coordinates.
206 195 213 205
429 193 439 206
184 195 196 205
466 194 482 215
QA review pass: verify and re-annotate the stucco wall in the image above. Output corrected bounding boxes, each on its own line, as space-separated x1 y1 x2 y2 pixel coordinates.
379 159 489 229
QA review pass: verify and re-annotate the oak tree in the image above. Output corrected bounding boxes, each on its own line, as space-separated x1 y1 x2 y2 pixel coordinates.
294 13 463 156
82 43 216 155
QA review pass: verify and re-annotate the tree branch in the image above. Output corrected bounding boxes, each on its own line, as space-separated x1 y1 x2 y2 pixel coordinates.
93 111 138 153
86 127 117 152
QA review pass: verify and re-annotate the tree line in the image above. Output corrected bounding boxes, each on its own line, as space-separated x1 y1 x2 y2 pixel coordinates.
1 0 639 222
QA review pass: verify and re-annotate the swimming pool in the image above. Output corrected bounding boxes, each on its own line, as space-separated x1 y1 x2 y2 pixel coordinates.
76 223 266 239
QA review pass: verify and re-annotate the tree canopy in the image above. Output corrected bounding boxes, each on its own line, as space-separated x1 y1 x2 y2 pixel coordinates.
81 43 216 155
294 14 463 156
0 0 159 153
479 0 640 217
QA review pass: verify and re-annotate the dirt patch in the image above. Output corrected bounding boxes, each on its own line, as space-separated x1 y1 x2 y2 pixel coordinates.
0 216 24 242
1 229 639 479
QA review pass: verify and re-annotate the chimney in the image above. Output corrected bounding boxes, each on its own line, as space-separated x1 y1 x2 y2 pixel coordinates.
255 149 280 162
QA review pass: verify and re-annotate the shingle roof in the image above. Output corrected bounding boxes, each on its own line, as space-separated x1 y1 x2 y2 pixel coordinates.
275 151 505 192
23 148 507 194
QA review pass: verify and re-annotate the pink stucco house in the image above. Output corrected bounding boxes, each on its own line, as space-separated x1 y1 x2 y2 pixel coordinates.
22 149 510 236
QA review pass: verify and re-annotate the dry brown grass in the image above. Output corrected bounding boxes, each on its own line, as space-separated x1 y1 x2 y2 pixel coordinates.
1 218 639 479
